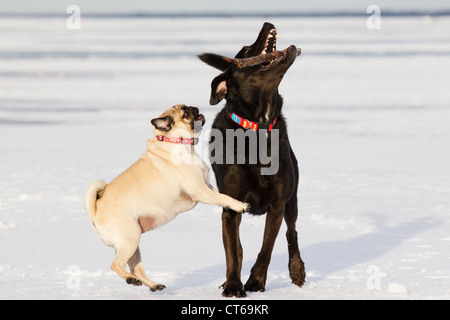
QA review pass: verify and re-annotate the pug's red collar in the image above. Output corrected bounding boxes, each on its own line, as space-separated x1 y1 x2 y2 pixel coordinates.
155 135 199 145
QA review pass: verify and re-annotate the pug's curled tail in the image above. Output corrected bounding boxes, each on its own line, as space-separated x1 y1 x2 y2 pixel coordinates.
84 180 107 223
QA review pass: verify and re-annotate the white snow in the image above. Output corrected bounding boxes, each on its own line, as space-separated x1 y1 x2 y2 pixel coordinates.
1 16 450 300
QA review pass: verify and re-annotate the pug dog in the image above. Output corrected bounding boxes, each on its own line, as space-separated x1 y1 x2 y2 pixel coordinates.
84 104 249 292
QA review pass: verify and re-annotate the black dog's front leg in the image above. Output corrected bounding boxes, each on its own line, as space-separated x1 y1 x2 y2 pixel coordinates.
221 209 246 298
244 205 285 292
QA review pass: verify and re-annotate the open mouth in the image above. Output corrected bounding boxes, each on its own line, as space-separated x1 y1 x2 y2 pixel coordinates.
242 26 299 70
196 114 205 126
191 108 206 127
260 28 278 69
205 23 301 72
262 28 277 55
194 114 205 133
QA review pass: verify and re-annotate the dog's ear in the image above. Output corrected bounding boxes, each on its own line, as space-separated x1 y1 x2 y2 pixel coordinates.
151 115 173 132
210 73 227 105
198 53 232 71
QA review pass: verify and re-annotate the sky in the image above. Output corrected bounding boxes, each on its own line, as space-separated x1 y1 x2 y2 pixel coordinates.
0 0 449 14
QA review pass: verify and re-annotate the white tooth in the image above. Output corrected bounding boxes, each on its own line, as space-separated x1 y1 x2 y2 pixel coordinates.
268 34 273 38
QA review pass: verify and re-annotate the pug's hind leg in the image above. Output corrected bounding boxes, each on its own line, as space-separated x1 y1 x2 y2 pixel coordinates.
128 246 166 292
109 221 143 286
111 243 142 286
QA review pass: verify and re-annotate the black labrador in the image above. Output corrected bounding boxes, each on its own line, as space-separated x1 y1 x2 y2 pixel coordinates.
199 22 306 297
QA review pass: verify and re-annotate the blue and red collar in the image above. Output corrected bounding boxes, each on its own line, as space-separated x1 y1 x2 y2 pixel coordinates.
229 112 277 132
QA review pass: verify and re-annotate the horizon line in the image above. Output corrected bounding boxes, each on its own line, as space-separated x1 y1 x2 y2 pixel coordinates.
1 10 450 18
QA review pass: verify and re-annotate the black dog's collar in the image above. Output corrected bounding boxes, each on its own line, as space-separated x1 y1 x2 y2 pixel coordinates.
155 135 199 145
229 112 277 132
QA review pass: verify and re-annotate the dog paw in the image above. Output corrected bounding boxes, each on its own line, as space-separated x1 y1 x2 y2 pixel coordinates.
244 277 265 293
150 284 166 292
221 282 247 298
126 277 142 286
291 274 306 288
289 258 306 287
232 201 250 213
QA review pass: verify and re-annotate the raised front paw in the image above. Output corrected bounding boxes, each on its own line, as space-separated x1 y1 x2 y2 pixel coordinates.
231 201 250 213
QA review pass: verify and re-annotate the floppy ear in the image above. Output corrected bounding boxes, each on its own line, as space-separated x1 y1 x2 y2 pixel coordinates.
210 73 228 105
151 115 173 132
198 53 232 71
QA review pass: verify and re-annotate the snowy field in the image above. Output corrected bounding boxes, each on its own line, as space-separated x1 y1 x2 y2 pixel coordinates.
1 15 450 300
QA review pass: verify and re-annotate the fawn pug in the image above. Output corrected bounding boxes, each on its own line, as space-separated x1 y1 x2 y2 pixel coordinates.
84 104 248 292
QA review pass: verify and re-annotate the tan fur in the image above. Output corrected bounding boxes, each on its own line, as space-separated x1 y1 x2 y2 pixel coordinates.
84 105 248 292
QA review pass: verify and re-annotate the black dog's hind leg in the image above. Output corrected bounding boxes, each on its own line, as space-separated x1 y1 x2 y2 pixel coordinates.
244 204 285 292
283 149 306 287
284 194 306 287
221 209 246 298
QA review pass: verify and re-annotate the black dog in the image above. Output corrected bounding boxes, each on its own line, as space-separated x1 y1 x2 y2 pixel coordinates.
199 22 306 297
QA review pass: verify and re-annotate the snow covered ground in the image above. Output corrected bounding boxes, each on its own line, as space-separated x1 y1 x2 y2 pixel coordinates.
1 16 450 300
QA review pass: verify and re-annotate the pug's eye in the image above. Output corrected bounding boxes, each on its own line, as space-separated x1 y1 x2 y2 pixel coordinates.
181 106 189 118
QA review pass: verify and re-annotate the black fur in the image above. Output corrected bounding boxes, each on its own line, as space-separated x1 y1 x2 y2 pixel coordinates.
151 115 173 132
199 22 306 297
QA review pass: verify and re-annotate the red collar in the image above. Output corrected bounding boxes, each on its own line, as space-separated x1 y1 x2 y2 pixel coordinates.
229 112 277 132
155 135 199 145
